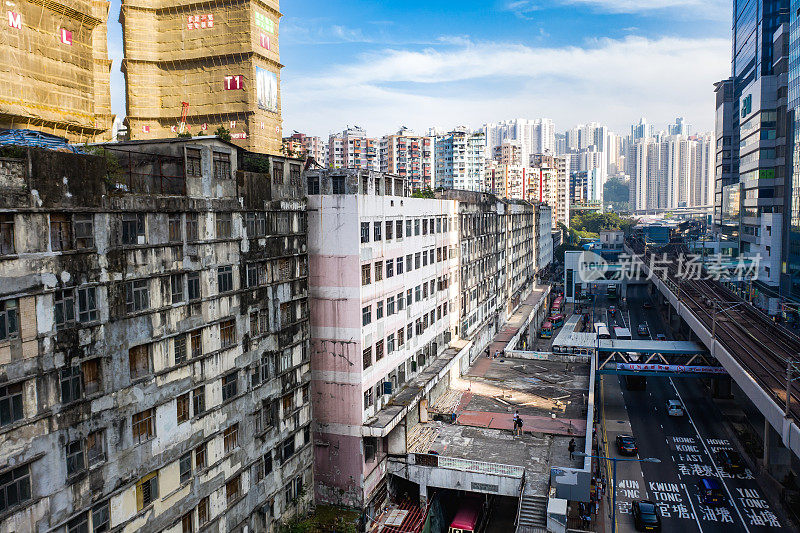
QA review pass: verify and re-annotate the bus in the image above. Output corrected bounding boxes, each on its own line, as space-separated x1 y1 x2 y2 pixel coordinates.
614 327 632 340
548 314 565 328
539 321 553 338
607 285 618 300
448 497 484 533
595 323 611 339
551 296 563 314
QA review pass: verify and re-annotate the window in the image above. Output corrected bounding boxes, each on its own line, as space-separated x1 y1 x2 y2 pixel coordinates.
376 300 384 320
187 148 202 176
179 452 192 484
407 323 413 340
195 442 207 470
396 220 403 240
213 151 231 180
87 429 105 466
405 219 412 237
92 501 110 532
182 512 194 533
168 214 182 242
132 408 155 444
415 253 421 269
73 214 94 248
50 213 72 251
374 222 382 241
0 464 31 514
406 254 412 272
397 258 404 275
60 366 82 403
54 289 76 328
135 472 158 510
198 496 210 525
387 296 395 315
362 306 371 326
258 399 277 432
185 213 199 241
82 359 101 395
121 213 145 245
387 334 395 353
0 214 14 254
0 382 23 426
374 261 383 282
220 319 236 348
422 252 428 267
361 264 371 285
190 330 202 358
77 286 97 322
272 160 284 183
363 347 372 369
386 259 394 278
364 388 373 409
397 328 404 347
125 279 149 313
218 265 234 293
226 474 241 503
222 372 238 401
307 176 320 194
192 386 206 416
386 221 393 240
282 436 295 462
332 175 345 194
264 452 273 476
216 212 232 238
177 393 190 423
414 219 420 235
415 285 421 302
66 439 85 477
422 218 428 235
129 344 150 380
361 222 370 243
406 289 412 307
187 272 200 301
375 340 384 361
289 164 301 184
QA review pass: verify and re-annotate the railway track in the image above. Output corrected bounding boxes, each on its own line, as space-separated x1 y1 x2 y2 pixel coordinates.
627 239 800 424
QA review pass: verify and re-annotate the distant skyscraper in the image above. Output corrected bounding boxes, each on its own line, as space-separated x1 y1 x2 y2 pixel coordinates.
482 118 555 162
380 127 434 190
631 118 654 142
328 126 379 170
435 127 486 191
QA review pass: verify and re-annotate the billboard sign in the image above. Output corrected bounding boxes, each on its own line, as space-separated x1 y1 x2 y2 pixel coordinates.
255 66 277 112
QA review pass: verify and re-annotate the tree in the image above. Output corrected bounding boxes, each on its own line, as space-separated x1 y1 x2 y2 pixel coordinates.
411 187 435 198
603 176 630 211
214 126 231 143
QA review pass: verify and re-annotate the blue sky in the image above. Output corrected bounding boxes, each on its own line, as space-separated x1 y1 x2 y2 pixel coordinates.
108 0 732 137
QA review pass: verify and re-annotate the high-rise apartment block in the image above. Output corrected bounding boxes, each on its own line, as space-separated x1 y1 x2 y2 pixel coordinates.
0 0 113 142
530 154 570 227
380 128 434 190
303 168 549 515
483 119 555 162
328 127 379 170
434 128 486 191
0 140 313 531
283 132 327 162
120 0 283 153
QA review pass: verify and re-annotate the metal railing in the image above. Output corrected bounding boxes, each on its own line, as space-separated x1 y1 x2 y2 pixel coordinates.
413 453 524 478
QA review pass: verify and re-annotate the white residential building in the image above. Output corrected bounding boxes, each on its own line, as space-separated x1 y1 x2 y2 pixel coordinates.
434 127 486 191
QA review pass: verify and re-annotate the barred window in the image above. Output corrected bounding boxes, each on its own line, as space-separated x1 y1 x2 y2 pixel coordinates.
375 340 384 361
187 272 200 301
65 439 85 477
0 382 24 426
185 213 199 241
54 289 76 328
87 429 105 466
193 386 206 416
73 214 94 248
60 366 82 403
132 408 155 444
289 164 301 184
177 393 190 423
222 371 238 402
50 213 72 251
125 279 149 313
215 212 232 238
179 452 192 484
361 264 371 286
217 265 234 293
190 330 202 358
0 464 31 513
198 496 210 524
226 474 241 503
213 151 231 180
0 214 15 255
121 213 145 245
129 344 150 380
195 442 207 470
224 423 239 453
168 214 182 242
135 472 158 510
174 334 187 365
272 161 284 184
77 286 98 322
220 319 236 348
363 347 372 369
186 148 202 176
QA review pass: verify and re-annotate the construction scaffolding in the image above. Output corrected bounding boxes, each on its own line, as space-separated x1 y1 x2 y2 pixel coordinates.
0 0 114 143
121 0 283 154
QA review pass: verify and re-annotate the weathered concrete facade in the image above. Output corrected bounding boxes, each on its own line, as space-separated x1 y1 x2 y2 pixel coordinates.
0 138 312 532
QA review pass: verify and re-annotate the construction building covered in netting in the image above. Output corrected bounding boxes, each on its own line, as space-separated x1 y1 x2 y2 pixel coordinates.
0 0 114 142
120 0 283 154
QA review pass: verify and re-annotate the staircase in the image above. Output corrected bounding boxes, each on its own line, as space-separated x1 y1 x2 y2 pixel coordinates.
516 492 548 532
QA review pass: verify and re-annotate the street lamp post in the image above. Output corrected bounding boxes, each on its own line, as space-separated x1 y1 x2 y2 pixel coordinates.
574 451 661 533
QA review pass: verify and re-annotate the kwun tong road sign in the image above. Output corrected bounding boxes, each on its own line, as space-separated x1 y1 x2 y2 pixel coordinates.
608 362 728 377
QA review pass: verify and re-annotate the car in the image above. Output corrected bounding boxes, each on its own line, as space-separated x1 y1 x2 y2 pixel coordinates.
666 400 684 416
616 434 638 455
637 322 650 336
655 333 667 341
697 477 726 506
633 500 661 531
642 300 653 309
715 449 745 475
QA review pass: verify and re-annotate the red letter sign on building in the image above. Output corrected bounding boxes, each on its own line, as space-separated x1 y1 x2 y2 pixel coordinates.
7 11 21 29
60 28 72 45
224 75 244 90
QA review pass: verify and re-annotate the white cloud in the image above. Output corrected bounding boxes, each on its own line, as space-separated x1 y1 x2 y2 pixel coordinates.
282 35 729 137
505 0 729 19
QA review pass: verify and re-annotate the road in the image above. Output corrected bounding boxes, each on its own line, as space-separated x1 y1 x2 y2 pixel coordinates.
600 287 785 532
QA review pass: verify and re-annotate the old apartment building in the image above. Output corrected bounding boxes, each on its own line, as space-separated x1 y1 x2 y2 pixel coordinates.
304 169 548 518
0 138 312 532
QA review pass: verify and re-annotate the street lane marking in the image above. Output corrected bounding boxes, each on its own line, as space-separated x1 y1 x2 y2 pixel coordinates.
670 379 751 533
683 483 705 533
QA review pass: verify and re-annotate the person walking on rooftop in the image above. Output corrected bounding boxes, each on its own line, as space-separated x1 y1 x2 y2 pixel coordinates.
568 437 576 460
513 410 522 436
